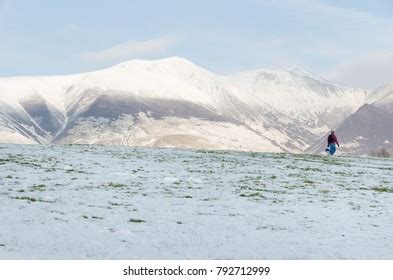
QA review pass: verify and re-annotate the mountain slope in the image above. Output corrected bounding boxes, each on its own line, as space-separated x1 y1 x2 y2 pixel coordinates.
0 57 367 153
228 67 367 151
309 85 393 155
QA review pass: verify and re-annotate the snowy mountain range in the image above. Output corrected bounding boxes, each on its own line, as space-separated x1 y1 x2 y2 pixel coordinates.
0 57 391 154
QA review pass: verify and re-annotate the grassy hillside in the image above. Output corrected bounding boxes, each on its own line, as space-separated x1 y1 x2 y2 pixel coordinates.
0 145 392 259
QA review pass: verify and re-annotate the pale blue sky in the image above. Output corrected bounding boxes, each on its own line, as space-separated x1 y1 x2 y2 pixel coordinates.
1 0 393 89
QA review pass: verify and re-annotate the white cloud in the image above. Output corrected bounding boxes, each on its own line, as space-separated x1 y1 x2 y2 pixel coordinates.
327 52 393 90
80 36 177 63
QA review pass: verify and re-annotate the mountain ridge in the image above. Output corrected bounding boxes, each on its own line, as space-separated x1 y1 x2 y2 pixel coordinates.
1 56 388 154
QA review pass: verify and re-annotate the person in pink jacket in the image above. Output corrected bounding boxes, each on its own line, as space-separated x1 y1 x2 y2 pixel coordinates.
325 131 339 155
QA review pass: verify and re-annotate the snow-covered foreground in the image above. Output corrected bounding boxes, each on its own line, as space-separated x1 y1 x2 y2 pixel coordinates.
0 144 392 259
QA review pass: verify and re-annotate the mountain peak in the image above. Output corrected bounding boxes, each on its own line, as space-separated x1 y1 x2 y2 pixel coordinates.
156 56 193 64
115 56 194 68
366 83 393 105
284 65 302 72
230 66 338 87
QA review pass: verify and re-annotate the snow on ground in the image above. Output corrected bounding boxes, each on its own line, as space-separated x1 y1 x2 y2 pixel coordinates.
0 144 392 259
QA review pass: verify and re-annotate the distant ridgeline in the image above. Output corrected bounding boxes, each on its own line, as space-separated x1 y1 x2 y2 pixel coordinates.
0 57 391 155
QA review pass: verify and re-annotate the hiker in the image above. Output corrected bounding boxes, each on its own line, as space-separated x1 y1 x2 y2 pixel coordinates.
325 131 339 155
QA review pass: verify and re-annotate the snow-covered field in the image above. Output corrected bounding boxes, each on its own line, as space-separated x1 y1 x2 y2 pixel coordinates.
0 144 392 259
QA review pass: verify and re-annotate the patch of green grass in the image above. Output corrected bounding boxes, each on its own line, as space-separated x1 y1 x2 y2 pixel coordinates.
248 192 265 197
251 188 265 192
286 165 297 169
11 196 54 203
372 187 393 193
263 189 287 194
301 167 322 172
129 218 145 223
334 171 355 177
202 197 218 201
283 185 298 189
31 184 46 191
12 196 37 202
377 167 393 171
108 182 127 188
198 150 216 154
3 155 43 168
240 192 266 198
45 168 56 172
109 202 121 206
